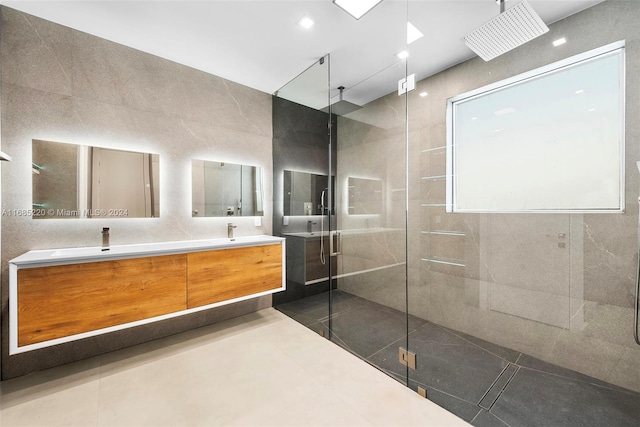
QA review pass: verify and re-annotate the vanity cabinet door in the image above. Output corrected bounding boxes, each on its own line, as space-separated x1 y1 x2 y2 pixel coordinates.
17 254 187 347
187 244 282 308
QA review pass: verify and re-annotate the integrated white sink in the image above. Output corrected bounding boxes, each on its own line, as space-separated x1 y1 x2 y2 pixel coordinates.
49 240 215 258
12 235 284 266
9 234 287 355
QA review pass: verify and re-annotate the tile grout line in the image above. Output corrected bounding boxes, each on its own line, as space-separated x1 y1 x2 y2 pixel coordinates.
469 409 483 425
400 374 481 408
514 352 523 365
515 364 640 397
441 325 520 365
365 333 406 361
511 352 637 396
492 410 515 427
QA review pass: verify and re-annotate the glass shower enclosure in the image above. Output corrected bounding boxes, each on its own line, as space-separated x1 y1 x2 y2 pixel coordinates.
273 0 412 390
273 2 640 425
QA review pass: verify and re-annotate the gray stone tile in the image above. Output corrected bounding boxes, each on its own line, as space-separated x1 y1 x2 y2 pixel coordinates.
276 306 319 327
328 315 408 359
272 279 330 306
516 354 640 395
408 381 482 423
329 302 400 329
471 410 511 427
357 296 426 331
275 290 368 324
330 290 369 315
303 321 329 338
443 326 521 363
368 323 508 404
0 6 73 95
277 290 640 426
492 367 640 427
406 322 508 403
72 31 271 138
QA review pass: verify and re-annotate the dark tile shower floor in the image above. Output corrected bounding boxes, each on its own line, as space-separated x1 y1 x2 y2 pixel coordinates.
276 290 640 427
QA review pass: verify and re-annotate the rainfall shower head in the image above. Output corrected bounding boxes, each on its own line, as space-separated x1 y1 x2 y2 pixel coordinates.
464 0 549 62
321 86 362 116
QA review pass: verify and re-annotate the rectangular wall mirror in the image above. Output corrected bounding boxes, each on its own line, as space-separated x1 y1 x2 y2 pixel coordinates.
348 177 382 215
283 170 335 216
32 139 159 219
192 160 264 217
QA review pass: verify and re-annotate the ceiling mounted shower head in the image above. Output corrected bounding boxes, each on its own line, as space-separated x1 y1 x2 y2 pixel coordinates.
464 0 549 62
321 86 362 116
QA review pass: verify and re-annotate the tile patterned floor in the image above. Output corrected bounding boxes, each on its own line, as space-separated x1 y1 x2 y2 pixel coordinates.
276 291 640 427
0 308 468 426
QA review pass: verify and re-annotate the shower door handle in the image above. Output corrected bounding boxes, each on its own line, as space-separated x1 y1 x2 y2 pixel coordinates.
635 196 640 345
635 198 640 345
330 230 342 256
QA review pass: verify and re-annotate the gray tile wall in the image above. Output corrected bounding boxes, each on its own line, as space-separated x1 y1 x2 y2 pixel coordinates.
272 96 335 237
271 96 336 305
336 0 640 392
0 6 273 379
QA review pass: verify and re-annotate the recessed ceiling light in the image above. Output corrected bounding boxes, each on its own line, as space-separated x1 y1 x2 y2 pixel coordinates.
471 117 478 120
407 22 424 44
575 89 584 94
419 91 428 97
333 0 383 20
553 37 567 47
298 16 314 29
588 108 596 112
494 129 501 133
396 50 409 60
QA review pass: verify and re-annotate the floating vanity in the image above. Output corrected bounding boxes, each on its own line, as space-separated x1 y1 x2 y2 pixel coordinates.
283 228 404 285
9 235 285 355
283 231 336 285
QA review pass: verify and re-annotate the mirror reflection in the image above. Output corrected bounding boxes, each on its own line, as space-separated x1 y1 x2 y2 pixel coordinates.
348 177 382 215
283 170 335 216
192 160 264 217
32 139 159 219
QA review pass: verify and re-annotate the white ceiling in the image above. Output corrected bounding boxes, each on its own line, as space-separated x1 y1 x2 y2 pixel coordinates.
1 0 605 107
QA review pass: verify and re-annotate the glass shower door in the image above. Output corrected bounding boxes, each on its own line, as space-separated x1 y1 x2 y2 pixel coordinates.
272 55 334 335
327 51 411 385
275 0 415 393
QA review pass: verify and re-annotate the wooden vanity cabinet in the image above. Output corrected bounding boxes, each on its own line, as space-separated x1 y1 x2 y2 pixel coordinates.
187 243 282 308
17 254 187 347
14 241 284 351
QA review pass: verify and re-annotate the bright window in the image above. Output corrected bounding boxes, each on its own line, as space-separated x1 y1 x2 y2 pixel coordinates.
446 41 625 213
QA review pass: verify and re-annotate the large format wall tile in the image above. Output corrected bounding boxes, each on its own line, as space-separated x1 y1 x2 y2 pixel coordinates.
0 6 273 379
276 0 640 398
0 7 73 96
582 213 636 307
489 214 571 297
72 31 271 138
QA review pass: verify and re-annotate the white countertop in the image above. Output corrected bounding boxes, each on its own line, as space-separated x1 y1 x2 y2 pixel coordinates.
10 235 285 267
